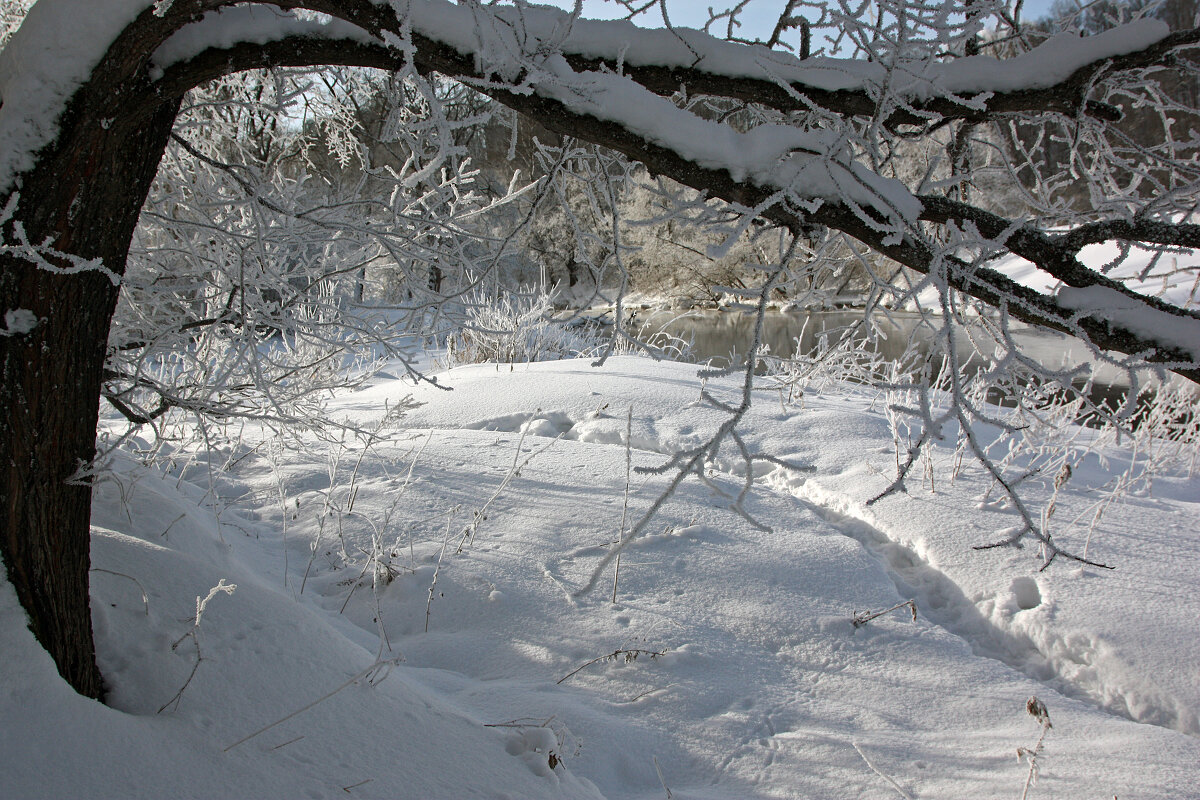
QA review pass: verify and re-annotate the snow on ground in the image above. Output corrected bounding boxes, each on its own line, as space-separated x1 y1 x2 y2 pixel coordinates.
3 356 1199 798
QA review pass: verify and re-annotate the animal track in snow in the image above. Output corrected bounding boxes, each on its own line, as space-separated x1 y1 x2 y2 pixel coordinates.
777 476 1198 736
453 405 1197 735
1009 576 1043 611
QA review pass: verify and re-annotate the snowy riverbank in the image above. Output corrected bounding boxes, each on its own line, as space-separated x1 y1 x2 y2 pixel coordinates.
3 356 1198 798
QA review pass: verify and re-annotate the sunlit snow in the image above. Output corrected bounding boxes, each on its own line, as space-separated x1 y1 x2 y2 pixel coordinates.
3 356 1197 798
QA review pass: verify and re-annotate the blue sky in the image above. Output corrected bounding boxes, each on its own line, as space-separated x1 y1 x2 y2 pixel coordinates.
546 0 1061 43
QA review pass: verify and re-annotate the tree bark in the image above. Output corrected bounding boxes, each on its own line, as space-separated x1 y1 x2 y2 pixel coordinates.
0 90 180 699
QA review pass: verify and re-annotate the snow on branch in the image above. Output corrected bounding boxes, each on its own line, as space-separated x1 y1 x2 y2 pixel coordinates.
0 0 160 194
5 0 1200 377
150 4 378 73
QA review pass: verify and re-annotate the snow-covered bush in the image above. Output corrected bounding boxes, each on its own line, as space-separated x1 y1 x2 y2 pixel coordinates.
445 289 600 366
105 65 523 441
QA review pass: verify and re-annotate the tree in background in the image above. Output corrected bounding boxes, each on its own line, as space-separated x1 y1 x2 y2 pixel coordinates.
111 63 524 438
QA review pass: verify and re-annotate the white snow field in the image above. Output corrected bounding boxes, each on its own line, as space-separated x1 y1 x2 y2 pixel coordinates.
3 356 1199 798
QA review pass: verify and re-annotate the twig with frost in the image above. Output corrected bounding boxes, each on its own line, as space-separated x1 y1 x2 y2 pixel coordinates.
264 440 293 587
1039 460 1072 545
483 716 580 769
158 579 236 713
224 655 400 751
90 568 150 616
339 427 434 653
852 741 914 800
426 520 452 633
1018 697 1052 800
305 420 422 614
557 647 667 684
578 238 814 597
852 599 917 628
302 437 347 594
457 418 562 553
613 405 634 604
653 755 674 800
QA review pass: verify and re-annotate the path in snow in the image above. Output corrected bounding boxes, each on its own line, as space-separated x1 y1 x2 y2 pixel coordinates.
438 378 1197 737
776 476 1175 732
40 356 1193 799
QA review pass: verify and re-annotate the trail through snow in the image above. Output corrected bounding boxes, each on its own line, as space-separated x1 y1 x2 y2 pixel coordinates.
416 362 1198 736
778 476 1186 733
4 356 1199 798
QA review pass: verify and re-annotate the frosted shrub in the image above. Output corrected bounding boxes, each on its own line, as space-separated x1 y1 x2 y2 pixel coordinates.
445 289 600 366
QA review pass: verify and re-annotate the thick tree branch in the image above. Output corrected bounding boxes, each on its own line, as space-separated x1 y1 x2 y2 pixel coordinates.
550 24 1200 128
139 16 1200 381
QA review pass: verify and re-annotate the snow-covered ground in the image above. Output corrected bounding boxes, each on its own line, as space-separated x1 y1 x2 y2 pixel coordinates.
3 356 1199 798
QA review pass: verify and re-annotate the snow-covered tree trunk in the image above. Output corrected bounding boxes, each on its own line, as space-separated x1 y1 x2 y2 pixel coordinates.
0 9 184 686
0 87 179 699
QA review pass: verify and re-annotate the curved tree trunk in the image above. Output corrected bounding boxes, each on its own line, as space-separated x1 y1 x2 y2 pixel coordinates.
0 95 180 699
